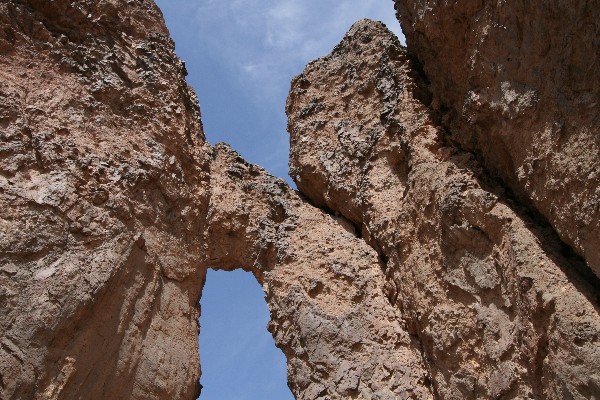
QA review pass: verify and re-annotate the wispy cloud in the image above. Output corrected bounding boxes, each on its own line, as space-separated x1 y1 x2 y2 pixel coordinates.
189 0 404 104
157 0 404 181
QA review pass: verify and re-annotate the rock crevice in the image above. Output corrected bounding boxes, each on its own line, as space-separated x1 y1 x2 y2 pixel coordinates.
394 0 600 276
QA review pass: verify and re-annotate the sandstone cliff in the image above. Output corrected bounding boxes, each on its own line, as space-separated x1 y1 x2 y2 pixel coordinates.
1 1 599 399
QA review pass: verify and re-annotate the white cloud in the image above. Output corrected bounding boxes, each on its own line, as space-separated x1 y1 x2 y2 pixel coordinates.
268 1 303 21
188 0 404 103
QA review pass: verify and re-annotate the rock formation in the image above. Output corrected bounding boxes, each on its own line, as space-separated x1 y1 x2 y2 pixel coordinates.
0 0 598 399
394 0 600 276
0 1 432 399
205 145 433 399
0 0 210 398
287 19 600 399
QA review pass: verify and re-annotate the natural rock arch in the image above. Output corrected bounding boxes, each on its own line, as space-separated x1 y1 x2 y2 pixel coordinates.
201 144 432 399
1 1 599 399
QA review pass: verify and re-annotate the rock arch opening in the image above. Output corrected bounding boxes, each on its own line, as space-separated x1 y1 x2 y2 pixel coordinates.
198 268 292 399
2 1 598 400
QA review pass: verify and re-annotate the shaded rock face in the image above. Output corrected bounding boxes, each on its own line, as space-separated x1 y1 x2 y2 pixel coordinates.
1 1 599 400
394 0 600 276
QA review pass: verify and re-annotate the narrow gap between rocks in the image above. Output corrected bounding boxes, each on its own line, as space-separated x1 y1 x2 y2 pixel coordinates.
197 269 293 400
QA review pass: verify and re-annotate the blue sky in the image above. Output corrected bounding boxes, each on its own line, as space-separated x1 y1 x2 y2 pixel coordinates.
156 0 404 182
198 270 290 399
154 1 404 399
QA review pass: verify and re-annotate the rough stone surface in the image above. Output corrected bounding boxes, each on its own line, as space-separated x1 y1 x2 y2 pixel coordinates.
287 20 600 399
1 0 599 399
0 0 210 398
205 145 433 399
0 2 433 399
394 0 600 276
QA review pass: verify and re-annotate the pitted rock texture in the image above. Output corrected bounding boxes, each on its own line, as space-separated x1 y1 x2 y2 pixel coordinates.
394 0 600 275
287 20 600 399
0 0 211 398
2 0 600 399
205 145 433 399
1 1 434 399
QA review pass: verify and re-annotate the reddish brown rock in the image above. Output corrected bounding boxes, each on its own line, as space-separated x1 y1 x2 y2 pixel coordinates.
205 144 433 399
287 19 600 399
0 0 210 398
2 0 599 399
0 2 434 399
394 0 600 276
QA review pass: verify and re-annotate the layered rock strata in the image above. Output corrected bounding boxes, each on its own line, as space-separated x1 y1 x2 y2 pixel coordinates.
394 0 600 275
287 20 600 399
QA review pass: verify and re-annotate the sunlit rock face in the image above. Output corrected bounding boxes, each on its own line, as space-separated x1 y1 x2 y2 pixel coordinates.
0 1 210 398
0 2 431 399
1 1 599 400
287 19 600 399
204 145 433 399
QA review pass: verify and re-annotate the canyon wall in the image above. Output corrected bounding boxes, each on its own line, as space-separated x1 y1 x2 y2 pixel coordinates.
0 0 209 398
1 0 599 399
287 19 600 399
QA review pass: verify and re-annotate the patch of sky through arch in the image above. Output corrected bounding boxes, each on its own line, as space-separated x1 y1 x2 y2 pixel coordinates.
154 1 405 398
198 269 290 399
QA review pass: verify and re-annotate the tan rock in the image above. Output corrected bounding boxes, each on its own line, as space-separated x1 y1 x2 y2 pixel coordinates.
0 1 209 398
394 0 600 275
0 2 433 399
2 0 599 399
205 144 433 399
287 19 600 399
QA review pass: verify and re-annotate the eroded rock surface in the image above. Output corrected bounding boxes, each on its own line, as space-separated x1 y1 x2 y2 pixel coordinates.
0 0 210 398
394 0 600 275
1 2 433 399
287 20 600 399
205 145 433 399
1 0 599 399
